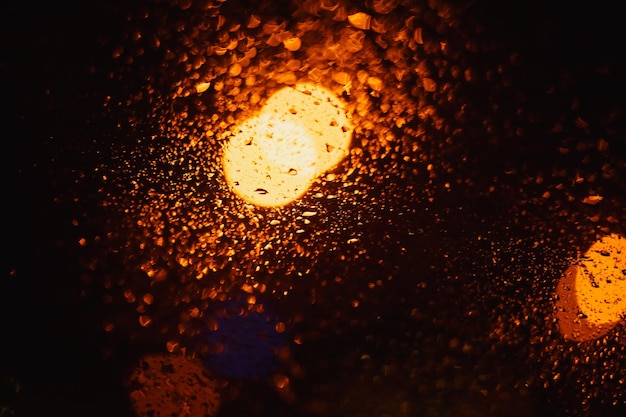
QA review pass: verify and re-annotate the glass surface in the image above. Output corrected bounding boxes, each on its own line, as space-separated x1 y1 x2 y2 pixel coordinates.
1 1 624 416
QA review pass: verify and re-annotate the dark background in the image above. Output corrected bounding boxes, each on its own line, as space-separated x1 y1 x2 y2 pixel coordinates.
1 0 625 416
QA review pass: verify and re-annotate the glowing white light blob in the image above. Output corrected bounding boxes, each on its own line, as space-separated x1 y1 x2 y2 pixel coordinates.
222 83 353 207
556 233 626 342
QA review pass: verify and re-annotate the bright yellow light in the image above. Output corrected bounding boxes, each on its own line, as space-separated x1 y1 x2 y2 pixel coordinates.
555 233 626 342
222 83 353 207
576 233 626 324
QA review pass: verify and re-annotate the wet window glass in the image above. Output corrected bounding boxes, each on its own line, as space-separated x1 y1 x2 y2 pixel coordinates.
2 1 625 416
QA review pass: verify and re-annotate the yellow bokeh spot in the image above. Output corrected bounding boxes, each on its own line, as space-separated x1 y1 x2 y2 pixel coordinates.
555 233 626 342
575 233 626 326
222 82 353 207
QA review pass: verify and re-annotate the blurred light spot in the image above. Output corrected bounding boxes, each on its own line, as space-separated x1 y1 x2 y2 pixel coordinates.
143 293 154 305
127 354 220 417
166 340 179 353
348 12 371 30
582 195 603 205
272 373 290 389
222 82 353 207
195 82 211 94
275 321 286 333
556 233 626 342
139 315 152 327
283 37 302 51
